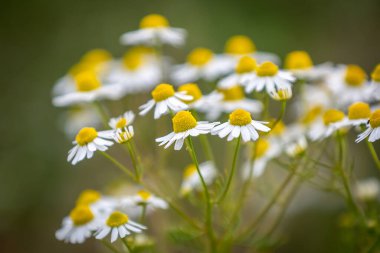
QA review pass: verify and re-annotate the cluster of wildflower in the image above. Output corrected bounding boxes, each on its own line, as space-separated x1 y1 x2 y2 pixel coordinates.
53 14 380 251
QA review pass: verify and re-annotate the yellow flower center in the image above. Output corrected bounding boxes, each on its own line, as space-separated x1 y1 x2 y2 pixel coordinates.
344 65 366 86
219 86 245 101
76 189 101 206
116 118 127 129
122 50 144 70
178 83 202 103
140 14 169 28
348 102 371 120
371 64 380 82
74 71 101 92
301 106 323 125
284 51 313 70
184 164 197 179
70 205 94 226
269 120 285 135
224 35 256 55
80 49 112 65
235 56 257 74
187 48 213 66
256 62 279 77
255 139 270 158
370 110 380 128
229 109 252 126
137 190 151 201
106 211 129 227
75 127 98 146
151 83 175 102
323 109 345 125
172 111 197 133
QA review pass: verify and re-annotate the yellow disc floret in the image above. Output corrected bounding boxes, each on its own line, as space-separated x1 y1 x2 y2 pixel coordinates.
219 86 245 101
284 51 313 70
151 83 175 102
184 164 197 179
255 139 270 158
371 64 380 82
225 35 256 55
301 105 323 125
344 65 366 86
74 71 101 92
256 62 279 77
187 48 213 66
348 102 371 120
76 189 101 206
106 211 129 227
172 111 197 133
81 49 112 65
370 110 380 128
137 190 152 201
75 127 98 146
70 205 94 226
235 56 257 74
178 83 202 103
323 109 345 125
116 118 127 129
140 14 169 28
122 50 144 70
229 109 252 126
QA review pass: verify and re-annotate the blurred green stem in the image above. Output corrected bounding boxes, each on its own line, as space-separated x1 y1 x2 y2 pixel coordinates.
93 101 109 128
101 240 121 253
271 100 286 131
366 141 380 172
125 140 142 183
192 110 215 162
100 151 136 180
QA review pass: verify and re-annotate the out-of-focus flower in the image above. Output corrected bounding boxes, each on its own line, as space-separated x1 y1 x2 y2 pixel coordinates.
211 109 270 142
120 14 186 47
366 64 380 102
123 190 168 210
285 136 308 157
139 83 192 119
180 162 217 196
177 83 209 110
217 56 257 88
333 102 371 130
60 106 101 138
156 111 218 150
308 109 346 141
355 178 380 202
269 86 293 101
356 109 380 143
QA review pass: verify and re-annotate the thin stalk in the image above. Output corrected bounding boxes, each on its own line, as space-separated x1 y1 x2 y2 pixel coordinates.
122 238 133 252
140 204 147 223
262 95 270 120
216 135 241 203
166 199 202 230
367 141 380 172
100 152 136 180
192 110 215 162
270 100 287 131
186 137 216 253
93 101 110 128
125 141 142 182
101 240 121 253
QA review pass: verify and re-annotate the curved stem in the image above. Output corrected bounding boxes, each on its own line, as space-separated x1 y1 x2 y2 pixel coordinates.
216 135 241 203
367 141 380 172
101 240 121 253
192 110 215 162
93 101 109 128
100 152 136 181
270 100 286 131
125 140 142 183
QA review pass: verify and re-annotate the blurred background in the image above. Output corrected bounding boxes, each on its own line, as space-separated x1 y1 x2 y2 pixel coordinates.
1 0 379 252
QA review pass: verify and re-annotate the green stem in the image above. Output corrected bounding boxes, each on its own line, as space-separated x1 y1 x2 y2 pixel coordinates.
216 135 241 203
101 240 121 253
140 204 147 223
192 110 215 162
270 100 286 131
93 101 109 128
186 137 216 253
367 141 380 172
262 95 270 120
100 152 136 180
122 238 133 252
125 141 142 182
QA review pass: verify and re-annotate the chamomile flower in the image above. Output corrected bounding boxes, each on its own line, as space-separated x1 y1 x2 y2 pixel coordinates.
244 61 296 95
367 64 380 101
268 86 293 101
308 109 346 141
109 111 135 132
95 211 146 242
53 70 124 107
139 83 192 119
76 189 116 215
177 83 208 109
171 47 231 84
180 161 217 196
355 178 380 202
120 14 186 47
156 111 218 150
333 102 371 129
285 136 308 157
211 109 270 142
356 109 380 143
68 127 114 165
217 56 257 88
124 190 168 210
55 205 102 244
60 106 101 138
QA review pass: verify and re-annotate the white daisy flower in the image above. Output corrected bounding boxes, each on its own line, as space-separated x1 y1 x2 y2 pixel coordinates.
60 106 101 138
156 111 218 150
95 211 146 243
52 70 124 107
180 161 217 196
120 14 186 47
366 64 380 102
244 61 296 95
268 86 293 101
211 109 270 142
171 47 231 84
109 111 135 132
55 205 102 244
139 83 192 119
285 136 308 157
308 109 346 141
217 56 257 89
123 190 168 210
75 189 117 215
68 127 114 165
355 178 380 202
356 109 380 143
333 102 371 130
177 83 209 110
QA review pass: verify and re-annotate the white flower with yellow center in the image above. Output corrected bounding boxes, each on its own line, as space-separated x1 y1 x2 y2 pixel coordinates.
203 86 263 120
244 61 296 95
61 105 101 138
76 189 116 215
95 211 146 242
156 111 218 150
211 109 270 142
367 64 380 102
333 102 371 129
355 178 380 202
108 111 136 143
139 83 192 119
120 14 186 47
106 47 162 94
123 190 168 210
285 136 308 157
171 47 231 84
356 109 380 142
180 162 217 196
68 127 114 165
177 83 208 109
327 64 369 106
53 70 124 107
308 109 346 141
217 56 257 88
55 205 102 244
